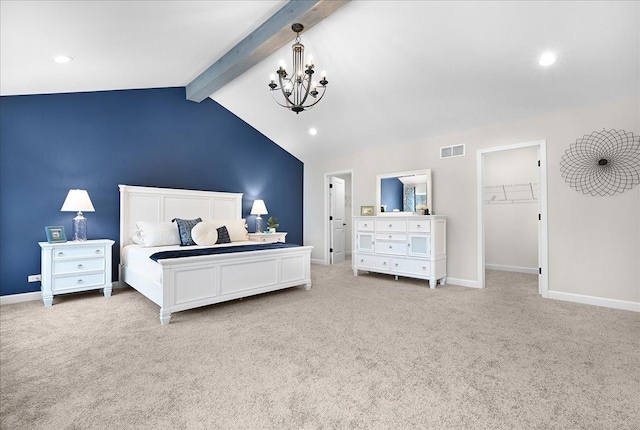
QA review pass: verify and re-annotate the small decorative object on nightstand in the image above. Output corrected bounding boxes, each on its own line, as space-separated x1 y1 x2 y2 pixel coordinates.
39 239 115 307
247 232 287 244
267 216 279 233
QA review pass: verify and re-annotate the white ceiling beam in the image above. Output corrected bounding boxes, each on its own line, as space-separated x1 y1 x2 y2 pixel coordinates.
185 0 349 103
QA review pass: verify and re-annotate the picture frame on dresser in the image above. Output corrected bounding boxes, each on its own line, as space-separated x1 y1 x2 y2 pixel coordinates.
45 226 67 243
360 206 374 216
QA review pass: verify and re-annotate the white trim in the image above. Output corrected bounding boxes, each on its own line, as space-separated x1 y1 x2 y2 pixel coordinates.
477 140 549 298
311 258 325 265
0 291 41 305
548 290 640 312
0 282 123 305
485 264 538 274
447 277 480 288
323 169 355 266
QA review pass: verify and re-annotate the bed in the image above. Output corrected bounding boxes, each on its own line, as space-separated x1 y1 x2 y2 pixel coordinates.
119 185 313 324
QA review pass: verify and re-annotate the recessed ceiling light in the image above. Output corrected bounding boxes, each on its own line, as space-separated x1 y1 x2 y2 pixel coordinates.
53 55 73 64
539 52 557 67
309 128 318 136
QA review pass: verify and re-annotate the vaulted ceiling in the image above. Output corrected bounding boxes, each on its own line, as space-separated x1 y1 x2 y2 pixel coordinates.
2 1 638 162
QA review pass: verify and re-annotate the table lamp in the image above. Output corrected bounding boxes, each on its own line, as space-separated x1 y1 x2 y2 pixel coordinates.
250 199 268 233
60 189 95 241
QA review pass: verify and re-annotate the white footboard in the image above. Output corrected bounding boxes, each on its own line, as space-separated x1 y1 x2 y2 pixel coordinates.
125 246 312 324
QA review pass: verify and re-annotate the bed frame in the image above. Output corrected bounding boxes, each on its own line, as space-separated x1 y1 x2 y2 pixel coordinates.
119 185 312 324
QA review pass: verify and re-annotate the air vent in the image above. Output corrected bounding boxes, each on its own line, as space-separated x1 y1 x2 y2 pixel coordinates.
440 144 465 159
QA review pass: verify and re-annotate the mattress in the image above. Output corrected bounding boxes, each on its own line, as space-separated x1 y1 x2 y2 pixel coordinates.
122 241 261 285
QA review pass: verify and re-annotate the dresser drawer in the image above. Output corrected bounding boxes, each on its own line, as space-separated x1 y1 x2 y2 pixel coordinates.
53 258 105 275
355 254 390 272
53 245 106 260
356 219 374 231
391 258 431 277
375 220 407 232
53 273 106 292
408 220 431 233
375 240 407 256
375 232 406 241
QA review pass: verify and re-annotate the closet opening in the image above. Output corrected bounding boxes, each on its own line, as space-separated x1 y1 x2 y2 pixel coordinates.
476 140 548 296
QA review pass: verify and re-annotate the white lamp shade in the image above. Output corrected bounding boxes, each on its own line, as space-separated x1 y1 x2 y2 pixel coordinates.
60 189 95 212
250 199 268 215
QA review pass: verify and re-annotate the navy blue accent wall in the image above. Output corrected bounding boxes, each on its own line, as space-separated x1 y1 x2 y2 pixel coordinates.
380 177 403 212
0 87 303 296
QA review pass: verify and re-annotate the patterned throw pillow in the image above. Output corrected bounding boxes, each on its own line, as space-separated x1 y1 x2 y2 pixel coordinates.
216 226 231 244
172 217 202 246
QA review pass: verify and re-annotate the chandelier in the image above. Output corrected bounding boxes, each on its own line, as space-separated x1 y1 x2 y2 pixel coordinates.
268 23 328 114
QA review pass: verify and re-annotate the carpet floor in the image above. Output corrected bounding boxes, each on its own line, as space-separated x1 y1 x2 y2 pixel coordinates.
1 260 638 429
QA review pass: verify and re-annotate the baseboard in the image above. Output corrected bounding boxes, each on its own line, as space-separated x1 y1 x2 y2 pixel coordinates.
0 291 42 305
311 258 326 265
485 264 538 274
0 282 123 306
548 290 640 312
446 277 480 288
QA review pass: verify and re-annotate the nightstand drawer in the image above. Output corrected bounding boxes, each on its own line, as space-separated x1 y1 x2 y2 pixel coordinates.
53 245 106 260
53 273 105 292
53 258 105 275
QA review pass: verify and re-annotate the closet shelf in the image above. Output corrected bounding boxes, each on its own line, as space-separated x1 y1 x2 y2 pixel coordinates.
484 182 538 204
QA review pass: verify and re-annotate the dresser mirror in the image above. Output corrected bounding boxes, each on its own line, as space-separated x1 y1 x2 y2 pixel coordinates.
376 169 432 215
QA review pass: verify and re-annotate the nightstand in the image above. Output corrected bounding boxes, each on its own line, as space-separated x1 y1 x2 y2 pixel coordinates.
39 239 115 307
247 232 287 243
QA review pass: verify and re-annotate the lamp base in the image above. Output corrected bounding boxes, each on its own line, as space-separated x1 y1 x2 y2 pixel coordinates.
73 212 87 241
255 216 264 233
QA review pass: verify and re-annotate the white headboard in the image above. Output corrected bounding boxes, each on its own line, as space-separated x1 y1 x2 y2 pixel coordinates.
118 184 243 252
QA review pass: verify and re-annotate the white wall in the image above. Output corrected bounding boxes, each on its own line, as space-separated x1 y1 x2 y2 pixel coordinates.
304 96 640 304
484 146 539 272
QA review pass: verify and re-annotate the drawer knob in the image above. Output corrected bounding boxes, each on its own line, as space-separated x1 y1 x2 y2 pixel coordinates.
422 267 426 270
77 264 84 269
388 235 392 239
417 224 421 228
388 224 392 228
360 259 364 263
95 250 101 254
389 245 392 249
383 262 387 266
364 223 368 227
77 279 83 284
395 263 399 267
58 252 64 257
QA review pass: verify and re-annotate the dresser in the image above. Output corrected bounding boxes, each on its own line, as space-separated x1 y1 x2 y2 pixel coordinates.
39 239 115 306
353 215 447 288
247 232 287 243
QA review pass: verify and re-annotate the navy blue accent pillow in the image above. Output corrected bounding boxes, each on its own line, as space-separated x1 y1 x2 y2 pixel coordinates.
216 226 231 244
172 217 202 246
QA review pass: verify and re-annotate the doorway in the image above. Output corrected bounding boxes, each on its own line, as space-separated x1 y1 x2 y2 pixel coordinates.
324 170 354 265
477 140 548 296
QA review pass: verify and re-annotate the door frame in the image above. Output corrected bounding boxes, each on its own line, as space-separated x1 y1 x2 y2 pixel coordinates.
476 140 549 296
323 169 355 265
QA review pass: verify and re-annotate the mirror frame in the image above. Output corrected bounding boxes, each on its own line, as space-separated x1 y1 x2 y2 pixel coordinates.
376 169 432 215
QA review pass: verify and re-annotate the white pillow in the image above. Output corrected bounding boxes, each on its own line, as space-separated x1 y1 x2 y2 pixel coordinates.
208 219 248 242
191 221 219 246
133 221 181 247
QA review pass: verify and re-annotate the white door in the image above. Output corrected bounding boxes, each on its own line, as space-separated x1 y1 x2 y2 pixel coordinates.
330 177 346 264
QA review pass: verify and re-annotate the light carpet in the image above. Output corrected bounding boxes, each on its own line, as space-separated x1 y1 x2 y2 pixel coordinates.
1 261 638 429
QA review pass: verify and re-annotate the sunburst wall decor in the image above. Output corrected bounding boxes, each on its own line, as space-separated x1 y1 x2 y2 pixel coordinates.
559 129 640 196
